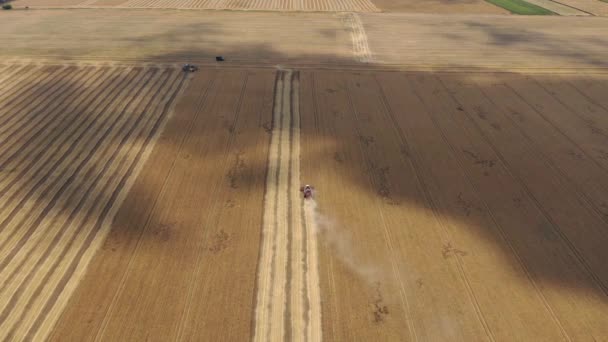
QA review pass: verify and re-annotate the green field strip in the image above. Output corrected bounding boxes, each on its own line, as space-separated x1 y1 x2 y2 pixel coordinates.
486 0 556 14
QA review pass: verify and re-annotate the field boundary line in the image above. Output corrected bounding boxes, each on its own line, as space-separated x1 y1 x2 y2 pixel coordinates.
3 59 608 74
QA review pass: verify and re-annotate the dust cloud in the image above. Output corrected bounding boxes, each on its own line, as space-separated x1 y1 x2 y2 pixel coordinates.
304 199 385 285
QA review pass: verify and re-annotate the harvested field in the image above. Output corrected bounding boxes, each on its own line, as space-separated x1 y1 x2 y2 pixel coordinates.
15 0 379 11
0 64 186 341
1 11 608 70
3 6 608 342
13 0 87 5
302 69 608 341
548 0 608 15
50 68 276 341
486 0 557 15
371 0 508 13
43 66 608 341
517 0 589 16
0 10 355 66
360 13 608 69
120 0 379 12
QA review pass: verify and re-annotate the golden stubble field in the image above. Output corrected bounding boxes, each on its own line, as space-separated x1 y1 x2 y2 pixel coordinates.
0 65 601 341
1 5 608 342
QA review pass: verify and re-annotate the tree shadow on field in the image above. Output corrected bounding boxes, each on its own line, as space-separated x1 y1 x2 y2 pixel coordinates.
92 39 608 342
4 12 608 340
462 20 608 67
100 65 608 339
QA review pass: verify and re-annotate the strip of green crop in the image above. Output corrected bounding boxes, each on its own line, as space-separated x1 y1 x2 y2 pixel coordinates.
486 0 555 14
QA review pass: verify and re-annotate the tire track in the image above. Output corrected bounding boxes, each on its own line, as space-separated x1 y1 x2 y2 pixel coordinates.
341 13 373 64
253 70 321 342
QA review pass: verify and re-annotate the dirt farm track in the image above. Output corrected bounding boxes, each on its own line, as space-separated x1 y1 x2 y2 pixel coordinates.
1 2 608 341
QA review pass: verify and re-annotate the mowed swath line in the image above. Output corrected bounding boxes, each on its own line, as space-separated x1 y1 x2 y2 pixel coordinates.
0 68 127 284
341 13 373 64
0 67 117 187
0 67 99 165
0 67 183 340
0 68 139 252
0 66 50 104
254 70 322 342
0 66 68 121
0 67 137 280
0 64 187 341
0 67 176 336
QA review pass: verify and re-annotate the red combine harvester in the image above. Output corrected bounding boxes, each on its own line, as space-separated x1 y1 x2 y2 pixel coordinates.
300 185 314 199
